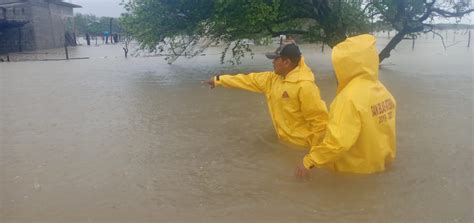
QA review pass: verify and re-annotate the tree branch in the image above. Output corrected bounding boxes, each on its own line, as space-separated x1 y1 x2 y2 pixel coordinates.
379 30 408 63
363 1 374 14
417 0 436 22
265 25 310 36
432 8 474 18
429 30 447 50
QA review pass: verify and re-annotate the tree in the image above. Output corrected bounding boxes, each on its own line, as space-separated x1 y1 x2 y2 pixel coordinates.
73 13 124 36
120 0 212 60
368 0 474 62
121 0 370 64
120 0 472 64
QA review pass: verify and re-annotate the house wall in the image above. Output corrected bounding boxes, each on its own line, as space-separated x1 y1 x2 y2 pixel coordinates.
0 1 35 53
0 0 75 53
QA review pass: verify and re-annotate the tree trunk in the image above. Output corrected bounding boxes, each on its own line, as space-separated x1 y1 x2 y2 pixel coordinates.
379 30 407 63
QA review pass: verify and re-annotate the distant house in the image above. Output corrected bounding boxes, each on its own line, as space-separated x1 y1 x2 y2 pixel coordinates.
0 0 81 54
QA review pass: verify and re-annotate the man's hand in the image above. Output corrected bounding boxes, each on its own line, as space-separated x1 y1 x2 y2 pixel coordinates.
202 77 215 89
295 162 311 180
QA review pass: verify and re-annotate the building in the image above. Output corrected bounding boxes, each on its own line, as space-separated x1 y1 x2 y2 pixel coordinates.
0 0 81 54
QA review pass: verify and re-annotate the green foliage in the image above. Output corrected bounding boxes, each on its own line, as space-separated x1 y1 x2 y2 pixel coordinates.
120 0 472 64
120 0 214 50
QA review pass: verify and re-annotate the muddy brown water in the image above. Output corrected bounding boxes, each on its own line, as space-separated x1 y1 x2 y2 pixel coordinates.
1 33 472 222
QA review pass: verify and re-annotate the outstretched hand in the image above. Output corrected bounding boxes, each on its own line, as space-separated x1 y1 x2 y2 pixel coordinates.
295 162 311 180
201 77 215 89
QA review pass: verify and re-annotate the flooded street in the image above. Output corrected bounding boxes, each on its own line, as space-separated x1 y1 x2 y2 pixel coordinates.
1 33 472 222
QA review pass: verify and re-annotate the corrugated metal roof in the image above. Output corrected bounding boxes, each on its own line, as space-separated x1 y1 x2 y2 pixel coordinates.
0 0 28 7
46 0 82 8
0 1 81 8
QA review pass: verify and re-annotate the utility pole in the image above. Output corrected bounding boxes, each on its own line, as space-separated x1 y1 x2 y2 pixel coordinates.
468 30 471 48
65 43 69 60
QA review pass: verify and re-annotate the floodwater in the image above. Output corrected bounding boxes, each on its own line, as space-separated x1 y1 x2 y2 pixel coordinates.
1 32 472 222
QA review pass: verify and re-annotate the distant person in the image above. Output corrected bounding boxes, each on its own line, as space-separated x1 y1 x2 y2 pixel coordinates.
279 35 296 45
204 43 328 147
73 32 77 45
86 33 91 46
103 31 109 44
285 35 296 44
295 34 397 177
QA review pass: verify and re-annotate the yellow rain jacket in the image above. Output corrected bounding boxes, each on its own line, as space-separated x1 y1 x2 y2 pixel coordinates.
214 57 328 147
303 34 397 173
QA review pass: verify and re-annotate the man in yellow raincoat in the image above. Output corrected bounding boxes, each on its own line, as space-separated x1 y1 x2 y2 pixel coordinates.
295 34 397 175
205 43 328 147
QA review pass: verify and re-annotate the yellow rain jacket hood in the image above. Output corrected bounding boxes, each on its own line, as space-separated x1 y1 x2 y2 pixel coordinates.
303 34 397 173
215 56 328 147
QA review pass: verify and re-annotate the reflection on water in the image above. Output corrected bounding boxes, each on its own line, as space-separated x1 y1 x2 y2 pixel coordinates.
0 32 472 222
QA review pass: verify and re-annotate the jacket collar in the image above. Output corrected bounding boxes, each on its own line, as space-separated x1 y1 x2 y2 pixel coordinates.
282 56 315 83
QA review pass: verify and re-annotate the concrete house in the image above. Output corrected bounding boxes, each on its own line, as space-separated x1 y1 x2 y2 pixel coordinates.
0 0 81 54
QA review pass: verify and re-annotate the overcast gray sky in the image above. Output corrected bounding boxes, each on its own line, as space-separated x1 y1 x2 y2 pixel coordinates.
71 0 125 18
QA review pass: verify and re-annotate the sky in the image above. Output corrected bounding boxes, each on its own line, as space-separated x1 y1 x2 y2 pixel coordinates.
70 0 125 18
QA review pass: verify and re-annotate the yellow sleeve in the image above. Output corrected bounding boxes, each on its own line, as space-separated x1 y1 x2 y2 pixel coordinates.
298 81 329 145
214 72 273 93
303 99 361 169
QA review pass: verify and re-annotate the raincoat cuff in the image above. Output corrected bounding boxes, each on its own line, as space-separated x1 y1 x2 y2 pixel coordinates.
303 155 315 169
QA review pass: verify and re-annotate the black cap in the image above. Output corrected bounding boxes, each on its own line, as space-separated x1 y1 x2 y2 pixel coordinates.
265 43 302 60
